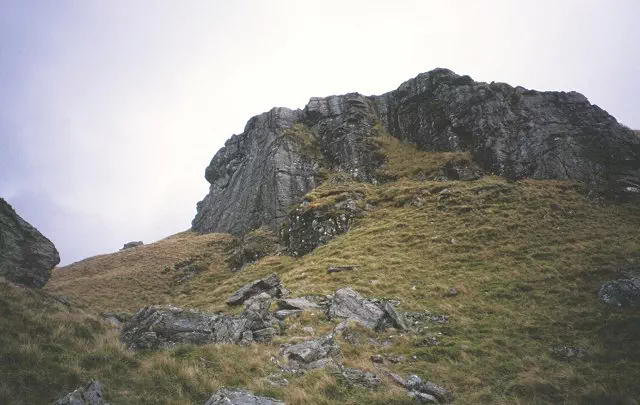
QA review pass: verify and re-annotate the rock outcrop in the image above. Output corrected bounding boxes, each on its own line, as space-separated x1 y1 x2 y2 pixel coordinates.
226 273 285 306
54 380 111 405
121 241 143 250
328 287 407 331
204 389 285 405
193 69 639 236
0 198 60 288
121 297 280 350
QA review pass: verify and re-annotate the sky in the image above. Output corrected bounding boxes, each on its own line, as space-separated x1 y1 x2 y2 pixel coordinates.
1 0 639 265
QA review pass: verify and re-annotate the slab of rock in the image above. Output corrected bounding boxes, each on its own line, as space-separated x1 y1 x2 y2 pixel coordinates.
0 198 60 288
204 388 285 405
382 302 408 330
121 300 280 350
226 273 285 306
282 334 340 372
598 278 640 308
121 241 143 250
54 380 111 405
328 288 386 329
278 298 321 311
405 375 453 404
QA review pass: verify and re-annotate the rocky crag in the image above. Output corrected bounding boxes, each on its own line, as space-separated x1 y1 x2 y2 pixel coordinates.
193 68 640 236
0 198 60 287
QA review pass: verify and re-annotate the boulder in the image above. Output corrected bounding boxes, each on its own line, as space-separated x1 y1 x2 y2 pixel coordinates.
598 278 640 308
338 367 381 389
328 288 386 329
226 273 285 306
121 300 280 350
389 373 453 404
0 198 60 288
282 334 340 371
204 388 285 405
54 380 111 405
121 241 143 250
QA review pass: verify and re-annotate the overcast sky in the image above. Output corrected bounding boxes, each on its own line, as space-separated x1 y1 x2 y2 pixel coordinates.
1 0 639 265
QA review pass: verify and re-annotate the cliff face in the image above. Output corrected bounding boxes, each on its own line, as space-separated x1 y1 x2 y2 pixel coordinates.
0 198 60 288
193 68 640 235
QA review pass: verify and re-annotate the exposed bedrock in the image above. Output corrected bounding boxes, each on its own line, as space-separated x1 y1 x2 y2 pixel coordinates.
193 68 640 235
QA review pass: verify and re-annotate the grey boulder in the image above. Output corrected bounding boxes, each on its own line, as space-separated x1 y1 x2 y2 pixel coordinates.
598 278 640 308
54 380 111 405
329 288 406 331
282 334 340 371
226 273 285 306
0 198 60 288
204 388 285 405
121 299 280 350
121 241 143 250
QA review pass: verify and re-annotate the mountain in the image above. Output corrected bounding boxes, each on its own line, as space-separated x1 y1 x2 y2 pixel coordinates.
2 69 640 405
192 68 639 236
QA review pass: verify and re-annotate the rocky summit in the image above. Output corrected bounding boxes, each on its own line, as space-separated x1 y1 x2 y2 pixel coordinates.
192 68 640 235
0 198 60 288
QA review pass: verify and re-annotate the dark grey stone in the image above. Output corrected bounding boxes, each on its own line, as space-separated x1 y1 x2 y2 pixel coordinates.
283 334 340 367
204 388 285 405
121 241 143 250
0 198 60 288
54 380 111 405
328 288 385 329
598 278 640 308
226 273 284 306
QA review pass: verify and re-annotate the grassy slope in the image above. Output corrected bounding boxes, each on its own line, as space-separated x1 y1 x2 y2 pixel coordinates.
15 135 640 404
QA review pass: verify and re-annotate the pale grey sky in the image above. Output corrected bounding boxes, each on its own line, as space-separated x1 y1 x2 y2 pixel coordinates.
1 0 639 265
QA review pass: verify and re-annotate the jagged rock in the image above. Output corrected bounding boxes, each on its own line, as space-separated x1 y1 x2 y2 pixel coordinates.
598 278 640 308
226 273 284 306
382 302 408 330
278 298 321 311
121 300 280 350
281 198 363 256
121 241 143 250
390 373 453 404
193 69 639 237
328 288 386 329
54 380 111 405
0 198 60 288
282 334 340 370
204 388 285 405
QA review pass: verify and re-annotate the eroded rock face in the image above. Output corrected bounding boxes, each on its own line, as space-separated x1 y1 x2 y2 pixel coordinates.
193 69 639 236
54 380 111 405
204 389 285 405
0 198 60 288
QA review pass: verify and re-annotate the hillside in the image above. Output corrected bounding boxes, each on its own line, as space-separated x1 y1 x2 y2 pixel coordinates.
36 135 640 404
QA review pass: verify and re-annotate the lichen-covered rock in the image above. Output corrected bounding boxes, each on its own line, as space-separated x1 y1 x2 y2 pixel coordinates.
54 380 111 405
281 198 363 256
226 273 285 306
193 69 639 237
227 229 279 271
204 388 285 405
598 278 640 308
0 198 60 288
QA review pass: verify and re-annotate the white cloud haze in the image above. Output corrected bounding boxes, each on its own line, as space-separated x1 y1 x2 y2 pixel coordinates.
1 0 639 264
